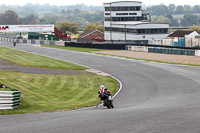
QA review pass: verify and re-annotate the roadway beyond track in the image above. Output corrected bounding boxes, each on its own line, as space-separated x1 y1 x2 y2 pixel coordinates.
0 42 200 133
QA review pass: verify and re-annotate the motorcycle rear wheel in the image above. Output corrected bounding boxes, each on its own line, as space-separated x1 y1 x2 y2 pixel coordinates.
110 101 114 108
104 99 111 109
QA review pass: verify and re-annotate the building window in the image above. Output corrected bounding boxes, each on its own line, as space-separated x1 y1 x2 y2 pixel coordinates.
105 17 111 21
105 13 110 15
129 13 137 15
105 7 111 11
163 28 168 33
116 13 129 15
111 17 142 21
136 6 141 11
110 6 141 11
127 29 136 33
136 28 168 34
105 27 168 34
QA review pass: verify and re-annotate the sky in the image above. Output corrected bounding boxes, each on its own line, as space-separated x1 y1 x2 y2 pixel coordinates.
0 0 198 6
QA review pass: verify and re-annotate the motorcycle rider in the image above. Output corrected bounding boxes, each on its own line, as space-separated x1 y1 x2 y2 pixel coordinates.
98 85 112 105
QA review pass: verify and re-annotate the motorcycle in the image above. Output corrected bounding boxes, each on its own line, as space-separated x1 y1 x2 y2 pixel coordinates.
100 93 114 109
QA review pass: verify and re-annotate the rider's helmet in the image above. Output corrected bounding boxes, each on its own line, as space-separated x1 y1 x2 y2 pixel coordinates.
100 85 104 89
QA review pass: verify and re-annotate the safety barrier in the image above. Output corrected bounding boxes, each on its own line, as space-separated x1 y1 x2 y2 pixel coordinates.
148 47 195 56
127 46 148 52
0 37 200 56
0 84 21 110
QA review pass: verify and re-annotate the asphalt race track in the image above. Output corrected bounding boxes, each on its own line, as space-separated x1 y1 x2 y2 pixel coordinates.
0 42 200 133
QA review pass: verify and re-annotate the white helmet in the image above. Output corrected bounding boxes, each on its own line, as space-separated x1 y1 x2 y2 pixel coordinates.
100 85 104 89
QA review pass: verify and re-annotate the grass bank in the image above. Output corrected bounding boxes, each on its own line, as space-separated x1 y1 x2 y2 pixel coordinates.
0 71 118 115
0 87 13 91
0 46 85 70
0 47 118 115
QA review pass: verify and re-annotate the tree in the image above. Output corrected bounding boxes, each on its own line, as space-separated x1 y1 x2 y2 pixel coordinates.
184 5 192 13
73 9 81 16
61 9 66 14
190 25 200 33
0 13 3 24
176 5 184 14
193 5 200 13
1 10 22 25
180 14 200 27
56 20 79 34
66 9 72 14
151 16 170 24
39 13 58 24
165 14 179 27
22 13 38 24
83 22 105 32
151 4 168 16
168 4 176 13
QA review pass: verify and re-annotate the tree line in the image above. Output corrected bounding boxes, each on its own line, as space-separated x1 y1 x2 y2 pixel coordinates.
1 3 200 32
146 4 200 16
0 4 104 30
146 4 200 27
0 10 105 34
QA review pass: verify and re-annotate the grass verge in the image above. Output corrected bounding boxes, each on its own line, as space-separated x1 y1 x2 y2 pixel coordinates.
0 46 85 70
0 87 13 91
41 44 112 53
0 71 118 115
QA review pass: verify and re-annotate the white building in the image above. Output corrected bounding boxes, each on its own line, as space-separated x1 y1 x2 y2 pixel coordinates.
104 1 169 44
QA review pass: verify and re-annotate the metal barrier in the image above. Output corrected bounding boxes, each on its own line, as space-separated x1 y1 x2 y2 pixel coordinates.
0 84 21 110
148 47 195 56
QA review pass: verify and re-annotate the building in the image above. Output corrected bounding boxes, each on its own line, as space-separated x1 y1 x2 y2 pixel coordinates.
165 30 200 47
28 32 59 41
168 30 199 38
104 1 169 44
78 30 104 43
28 27 68 41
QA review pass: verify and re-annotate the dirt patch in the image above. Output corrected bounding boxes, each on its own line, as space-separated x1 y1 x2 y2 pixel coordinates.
93 50 200 65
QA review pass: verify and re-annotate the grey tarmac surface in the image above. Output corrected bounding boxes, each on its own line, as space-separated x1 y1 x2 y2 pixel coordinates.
0 42 200 133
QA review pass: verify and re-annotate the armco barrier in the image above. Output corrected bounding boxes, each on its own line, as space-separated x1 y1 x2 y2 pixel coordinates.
65 42 126 50
0 85 21 110
23 39 27 43
195 50 200 56
127 45 148 52
27 40 31 44
148 47 195 56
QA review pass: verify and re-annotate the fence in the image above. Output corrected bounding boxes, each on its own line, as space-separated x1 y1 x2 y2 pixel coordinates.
0 84 21 110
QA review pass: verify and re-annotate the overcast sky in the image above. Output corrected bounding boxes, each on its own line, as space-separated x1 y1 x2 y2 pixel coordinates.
0 0 198 6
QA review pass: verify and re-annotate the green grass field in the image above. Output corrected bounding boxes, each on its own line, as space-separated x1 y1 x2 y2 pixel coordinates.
0 87 13 91
42 44 112 53
0 71 117 115
0 47 118 115
0 47 85 70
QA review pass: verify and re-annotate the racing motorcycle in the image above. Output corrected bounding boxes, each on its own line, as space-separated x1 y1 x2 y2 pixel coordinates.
100 93 114 109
